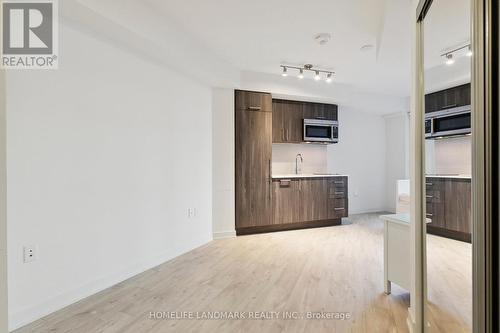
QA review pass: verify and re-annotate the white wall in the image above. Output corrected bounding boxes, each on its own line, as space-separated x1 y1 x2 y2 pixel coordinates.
425 136 471 175
212 88 235 239
6 23 213 330
0 69 8 333
327 108 388 214
272 144 328 175
384 112 410 212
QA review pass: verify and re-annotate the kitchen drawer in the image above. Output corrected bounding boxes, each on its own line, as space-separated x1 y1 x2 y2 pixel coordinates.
329 187 346 199
235 90 272 112
328 198 348 219
328 177 347 188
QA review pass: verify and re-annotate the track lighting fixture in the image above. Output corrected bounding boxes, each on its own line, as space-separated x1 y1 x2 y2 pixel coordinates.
280 64 334 83
441 43 471 65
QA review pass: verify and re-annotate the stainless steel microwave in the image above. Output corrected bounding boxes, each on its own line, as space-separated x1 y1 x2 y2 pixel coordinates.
303 119 338 143
425 106 471 139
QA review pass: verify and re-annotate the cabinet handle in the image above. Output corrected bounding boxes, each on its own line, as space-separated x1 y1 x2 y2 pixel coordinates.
334 191 344 195
426 183 433 186
426 195 433 199
426 213 433 217
282 128 285 141
334 181 344 184
286 129 290 141
248 106 261 111
334 207 345 211
269 160 272 199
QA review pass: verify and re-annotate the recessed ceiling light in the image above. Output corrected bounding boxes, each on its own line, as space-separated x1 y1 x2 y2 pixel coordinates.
314 71 321 81
314 33 332 46
326 73 333 83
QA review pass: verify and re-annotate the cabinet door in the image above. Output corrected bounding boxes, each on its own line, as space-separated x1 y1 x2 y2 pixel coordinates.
298 179 328 221
425 179 446 229
457 84 471 107
272 100 303 143
235 90 272 112
284 102 303 142
235 108 272 229
272 103 286 143
272 180 300 224
425 93 441 113
444 179 471 233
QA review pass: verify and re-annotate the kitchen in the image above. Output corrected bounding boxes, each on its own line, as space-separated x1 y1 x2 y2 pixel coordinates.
235 90 349 235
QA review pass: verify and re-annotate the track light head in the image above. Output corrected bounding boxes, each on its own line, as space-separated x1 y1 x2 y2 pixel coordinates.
326 73 333 83
466 46 473 57
445 54 454 65
281 66 288 76
298 69 304 79
314 71 321 81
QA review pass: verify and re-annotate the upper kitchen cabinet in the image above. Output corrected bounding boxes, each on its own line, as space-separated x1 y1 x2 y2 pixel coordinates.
235 90 273 232
425 83 471 113
235 90 273 112
302 102 338 120
272 99 338 144
272 99 303 143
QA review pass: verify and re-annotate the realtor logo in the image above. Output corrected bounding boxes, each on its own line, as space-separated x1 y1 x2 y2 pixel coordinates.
1 0 58 69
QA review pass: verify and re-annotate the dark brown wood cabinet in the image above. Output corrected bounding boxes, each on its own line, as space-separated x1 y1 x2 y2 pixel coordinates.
235 90 273 231
235 90 272 112
298 179 329 221
327 177 349 219
272 100 303 143
425 177 471 242
272 179 300 225
269 176 347 232
425 83 471 113
272 99 338 144
302 102 338 120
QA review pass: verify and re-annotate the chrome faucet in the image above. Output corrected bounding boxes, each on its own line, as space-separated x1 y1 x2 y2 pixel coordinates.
295 154 303 174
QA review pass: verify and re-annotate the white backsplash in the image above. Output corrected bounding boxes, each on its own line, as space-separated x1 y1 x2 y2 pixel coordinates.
272 143 328 174
425 136 471 175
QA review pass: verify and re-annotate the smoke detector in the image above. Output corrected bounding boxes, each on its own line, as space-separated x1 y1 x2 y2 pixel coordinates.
314 33 332 46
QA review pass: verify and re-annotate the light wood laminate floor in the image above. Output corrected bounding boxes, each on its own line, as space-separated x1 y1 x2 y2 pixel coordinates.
14 214 471 333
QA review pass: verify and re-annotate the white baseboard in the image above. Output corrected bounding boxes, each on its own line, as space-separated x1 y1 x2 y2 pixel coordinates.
213 230 236 240
9 237 211 332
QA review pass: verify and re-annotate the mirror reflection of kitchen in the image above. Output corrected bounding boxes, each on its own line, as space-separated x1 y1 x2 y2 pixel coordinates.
424 0 472 331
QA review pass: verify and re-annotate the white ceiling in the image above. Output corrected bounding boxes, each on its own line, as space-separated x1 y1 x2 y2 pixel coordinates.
424 0 471 92
64 0 471 101
146 0 412 97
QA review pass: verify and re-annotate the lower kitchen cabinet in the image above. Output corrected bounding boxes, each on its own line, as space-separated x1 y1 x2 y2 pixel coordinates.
425 177 471 242
268 177 348 233
299 179 329 221
272 179 300 224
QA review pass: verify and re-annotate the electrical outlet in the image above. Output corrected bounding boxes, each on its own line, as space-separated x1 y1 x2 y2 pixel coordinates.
187 208 194 218
23 245 37 263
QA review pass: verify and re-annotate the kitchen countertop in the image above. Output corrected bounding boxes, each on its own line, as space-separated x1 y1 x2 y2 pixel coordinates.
426 174 471 179
272 174 348 179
